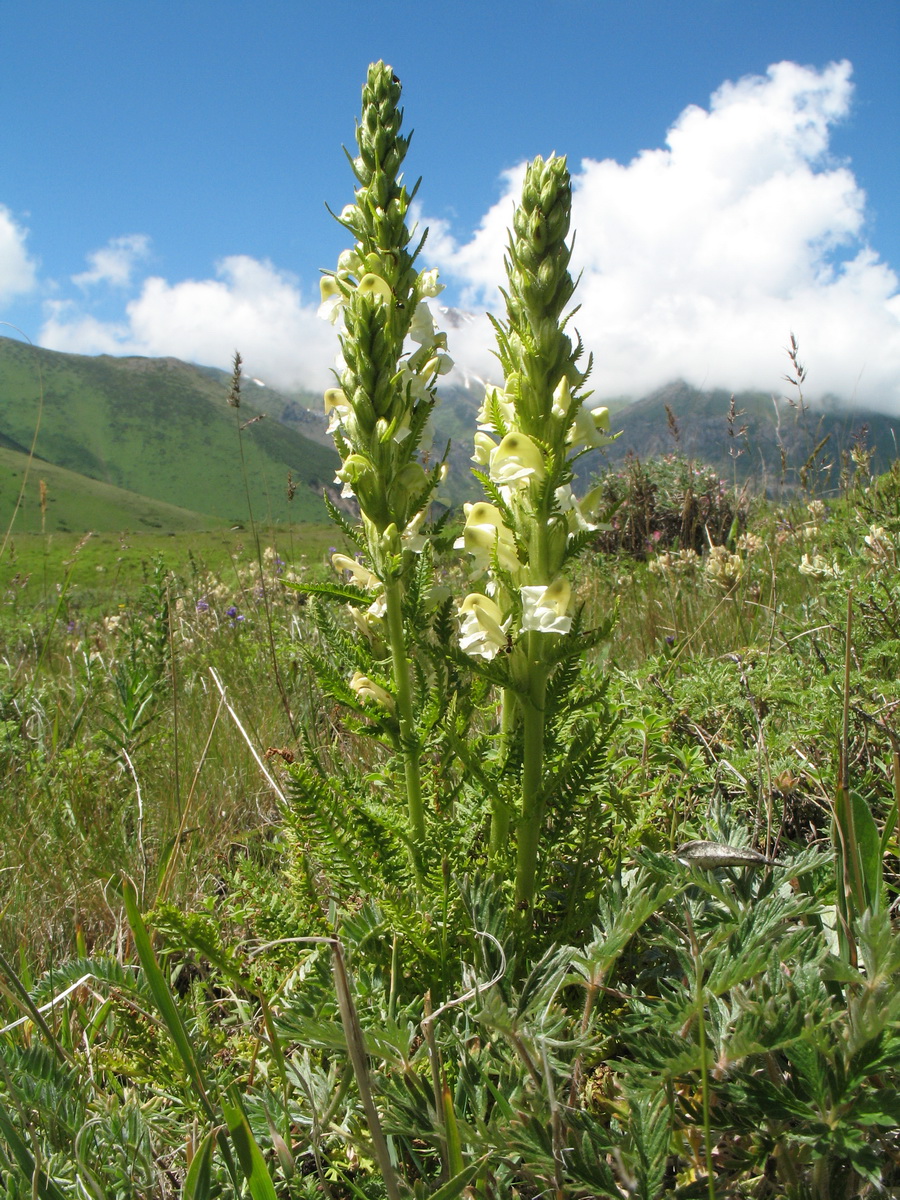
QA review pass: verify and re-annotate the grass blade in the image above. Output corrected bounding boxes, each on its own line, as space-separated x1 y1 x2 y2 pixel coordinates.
222 1088 279 1200
120 875 215 1120
0 1099 68 1200
183 1126 218 1200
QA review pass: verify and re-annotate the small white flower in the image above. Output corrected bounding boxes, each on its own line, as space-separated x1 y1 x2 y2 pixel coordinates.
418 268 444 298
337 247 362 275
366 594 387 619
324 387 352 434
736 532 763 555
555 484 597 532
705 545 744 587
798 553 840 579
458 594 511 660
396 363 429 404
807 500 826 522
864 525 893 562
318 276 345 323
422 352 454 378
520 578 573 635
408 301 437 345
400 510 429 553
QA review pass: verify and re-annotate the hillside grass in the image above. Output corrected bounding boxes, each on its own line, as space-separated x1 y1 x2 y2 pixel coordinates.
0 335 339 526
2 460 897 957
0 445 230 534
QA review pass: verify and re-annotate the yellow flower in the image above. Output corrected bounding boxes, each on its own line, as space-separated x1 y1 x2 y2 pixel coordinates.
567 403 613 450
357 273 393 303
489 432 545 490
350 671 394 711
332 552 381 591
456 502 521 573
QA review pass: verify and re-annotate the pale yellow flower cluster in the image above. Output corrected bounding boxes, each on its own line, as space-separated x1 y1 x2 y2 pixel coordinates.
454 374 614 659
704 545 745 588
864 525 896 565
736 532 764 555
648 549 701 577
798 553 841 579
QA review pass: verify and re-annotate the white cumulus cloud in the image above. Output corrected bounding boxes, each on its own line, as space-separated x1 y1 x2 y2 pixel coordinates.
42 254 336 392
0 205 38 306
426 60 900 411
72 234 151 288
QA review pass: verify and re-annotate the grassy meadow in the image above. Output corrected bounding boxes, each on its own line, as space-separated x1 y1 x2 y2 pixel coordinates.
1 446 899 1196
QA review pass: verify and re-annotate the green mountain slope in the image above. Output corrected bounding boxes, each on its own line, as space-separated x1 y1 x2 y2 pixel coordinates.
0 337 339 526
0 445 226 534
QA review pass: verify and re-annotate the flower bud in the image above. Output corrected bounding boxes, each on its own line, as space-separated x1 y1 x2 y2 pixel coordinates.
379 522 401 556
551 376 573 419
389 461 428 520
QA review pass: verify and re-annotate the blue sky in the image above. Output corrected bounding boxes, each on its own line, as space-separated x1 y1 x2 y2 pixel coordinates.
1 0 898 408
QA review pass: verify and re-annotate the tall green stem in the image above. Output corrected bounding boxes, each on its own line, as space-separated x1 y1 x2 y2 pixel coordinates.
514 664 549 910
489 689 517 860
461 154 611 911
384 575 426 882
514 525 551 910
321 62 450 885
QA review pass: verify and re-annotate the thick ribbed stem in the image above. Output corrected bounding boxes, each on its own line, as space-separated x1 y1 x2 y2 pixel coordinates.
489 688 517 859
384 574 426 883
514 659 549 912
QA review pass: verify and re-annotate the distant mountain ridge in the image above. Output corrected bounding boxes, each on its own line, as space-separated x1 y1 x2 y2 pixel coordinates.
437 374 900 495
1 335 897 535
599 380 900 492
